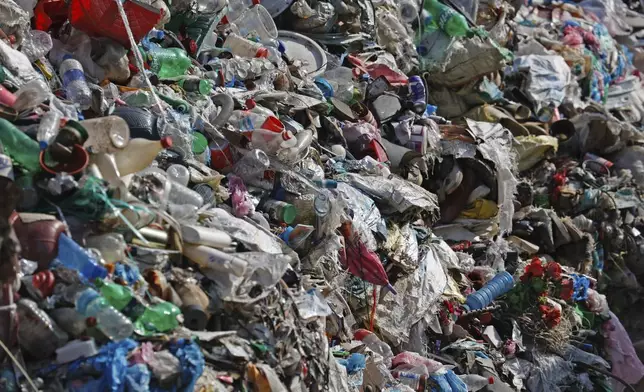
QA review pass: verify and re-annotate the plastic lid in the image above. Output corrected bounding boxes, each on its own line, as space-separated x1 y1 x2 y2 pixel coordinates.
160 136 173 149
62 54 73 61
245 98 257 110
192 132 208 155
39 140 48 150
488 377 494 384
281 203 297 224
353 329 372 341
76 288 100 315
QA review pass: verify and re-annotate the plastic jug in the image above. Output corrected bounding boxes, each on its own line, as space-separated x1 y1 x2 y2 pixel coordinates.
81 116 131 154
113 137 173 176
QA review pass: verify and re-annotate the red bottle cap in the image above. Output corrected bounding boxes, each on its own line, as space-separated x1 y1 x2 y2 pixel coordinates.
252 0 261 4
245 98 256 110
255 47 269 58
86 317 97 327
32 271 55 298
488 377 494 384
353 328 372 341
221 15 229 24
160 136 173 149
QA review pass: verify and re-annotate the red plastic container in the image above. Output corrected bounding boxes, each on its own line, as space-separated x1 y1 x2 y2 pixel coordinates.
68 0 162 48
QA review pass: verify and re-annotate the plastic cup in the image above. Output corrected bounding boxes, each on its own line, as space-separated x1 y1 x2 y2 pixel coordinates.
235 5 278 41
260 116 284 132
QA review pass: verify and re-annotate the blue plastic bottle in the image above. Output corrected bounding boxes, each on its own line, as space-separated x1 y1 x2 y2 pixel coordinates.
464 271 514 311
57 234 108 281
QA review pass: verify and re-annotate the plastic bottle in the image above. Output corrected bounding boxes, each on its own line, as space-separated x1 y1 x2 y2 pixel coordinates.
463 271 514 311
398 0 420 23
12 79 51 112
85 233 128 263
168 182 205 207
229 110 271 131
148 47 192 79
283 129 313 161
17 299 69 359
224 0 257 23
246 99 276 118
183 244 248 276
250 129 297 155
262 199 297 224
95 279 181 333
354 329 394 368
75 288 134 341
458 374 494 391
113 137 173 176
423 0 469 37
21 30 53 61
178 78 212 95
37 111 62 150
0 118 42 172
59 56 92 110
166 164 191 186
223 33 269 58
181 224 234 248
57 234 108 281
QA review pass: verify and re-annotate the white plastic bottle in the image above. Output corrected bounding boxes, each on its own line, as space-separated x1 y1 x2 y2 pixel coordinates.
37 111 62 150
113 137 173 176
59 56 92 110
458 374 494 391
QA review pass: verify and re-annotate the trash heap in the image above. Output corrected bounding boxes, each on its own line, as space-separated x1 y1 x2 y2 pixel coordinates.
2 0 644 390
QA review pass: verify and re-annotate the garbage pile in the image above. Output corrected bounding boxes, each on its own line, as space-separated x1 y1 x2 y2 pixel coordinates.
3 0 644 390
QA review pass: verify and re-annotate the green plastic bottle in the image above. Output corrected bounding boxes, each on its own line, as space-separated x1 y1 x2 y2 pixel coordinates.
423 0 469 37
95 279 181 334
148 47 192 79
0 118 42 172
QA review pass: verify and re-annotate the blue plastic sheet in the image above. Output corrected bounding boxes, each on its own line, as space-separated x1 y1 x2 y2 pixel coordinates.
67 339 138 392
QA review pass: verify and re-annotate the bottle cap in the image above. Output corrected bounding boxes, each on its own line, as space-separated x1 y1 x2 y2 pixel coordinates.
255 47 269 58
488 377 494 384
160 136 173 149
353 329 373 341
62 54 74 61
39 140 48 150
245 98 257 110
281 130 293 141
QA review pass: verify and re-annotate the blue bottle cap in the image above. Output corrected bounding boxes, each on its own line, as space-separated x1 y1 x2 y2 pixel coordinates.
39 141 48 150
62 54 73 61
279 226 294 245
76 288 100 315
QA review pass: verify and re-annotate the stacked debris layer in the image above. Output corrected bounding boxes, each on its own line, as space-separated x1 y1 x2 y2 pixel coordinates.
0 0 643 391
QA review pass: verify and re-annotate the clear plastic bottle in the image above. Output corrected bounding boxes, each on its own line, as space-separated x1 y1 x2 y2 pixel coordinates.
37 111 62 150
229 109 270 131
113 137 173 176
59 56 92 110
223 33 268 58
458 374 494 391
12 79 51 112
75 288 134 341
398 0 420 23
85 233 128 264
166 164 191 186
21 29 53 61
250 129 297 155
168 182 204 207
